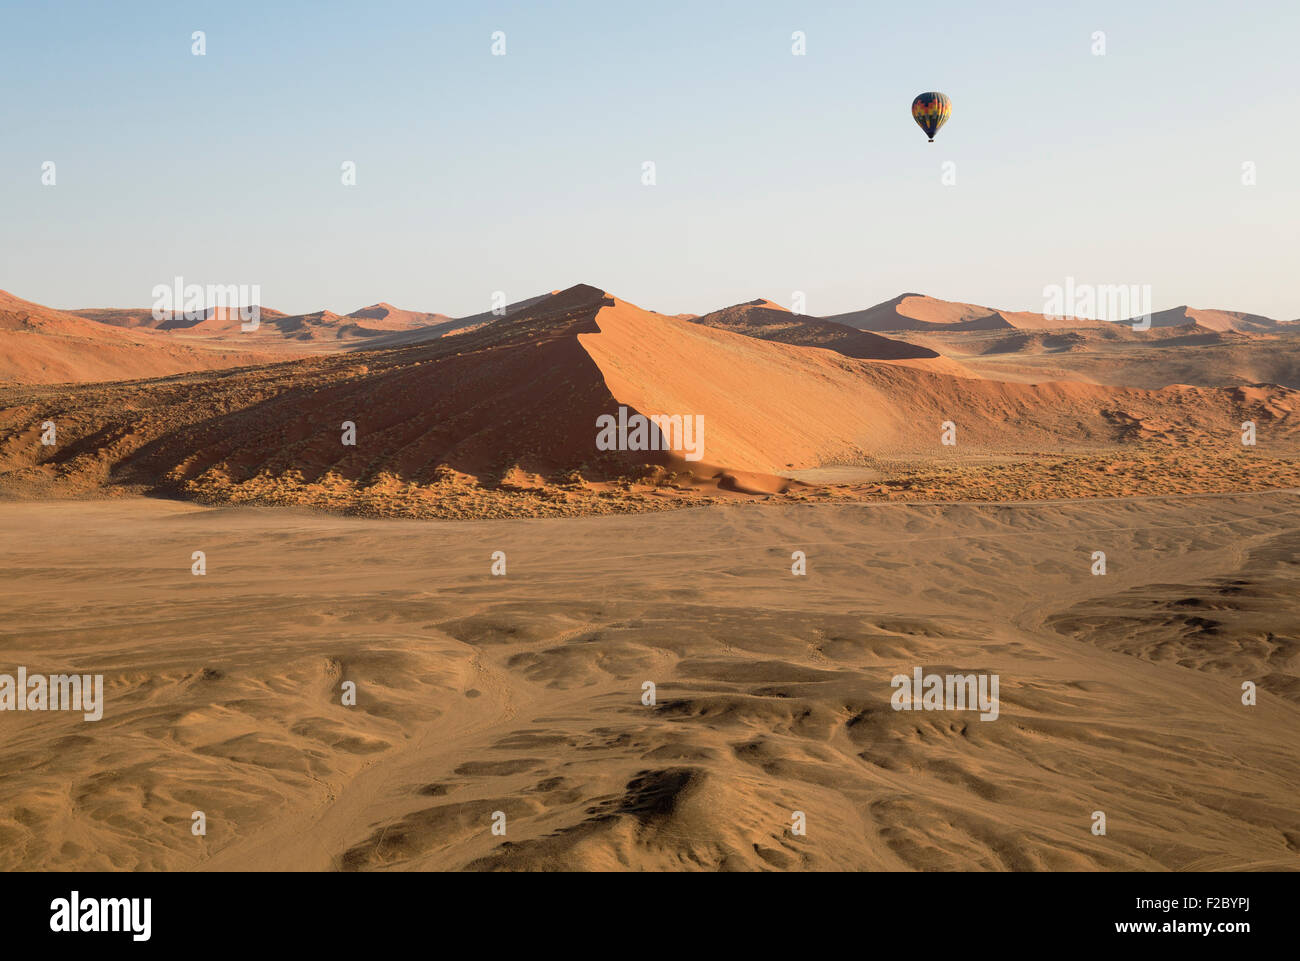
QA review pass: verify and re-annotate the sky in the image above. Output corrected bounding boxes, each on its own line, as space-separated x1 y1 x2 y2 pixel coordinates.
2 0 1298 320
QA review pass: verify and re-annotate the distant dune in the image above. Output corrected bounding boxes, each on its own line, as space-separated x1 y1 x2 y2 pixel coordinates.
825 293 1111 333
30 286 1298 394
1121 305 1296 333
69 305 289 331
76 302 448 342
689 298 950 364
243 306 445 342
353 292 559 350
0 290 283 385
7 294 469 382
892 319 1300 390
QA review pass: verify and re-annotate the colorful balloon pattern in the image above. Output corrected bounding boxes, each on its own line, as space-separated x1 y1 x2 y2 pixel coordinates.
911 92 951 142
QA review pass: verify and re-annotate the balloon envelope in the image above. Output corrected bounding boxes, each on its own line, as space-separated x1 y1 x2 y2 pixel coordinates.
911 92 951 142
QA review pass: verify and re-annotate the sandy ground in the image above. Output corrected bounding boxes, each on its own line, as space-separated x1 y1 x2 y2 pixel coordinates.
1 494 1297 871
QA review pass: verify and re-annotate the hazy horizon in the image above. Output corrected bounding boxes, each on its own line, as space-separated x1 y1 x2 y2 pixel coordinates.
10 279 1299 325
3 0 1298 319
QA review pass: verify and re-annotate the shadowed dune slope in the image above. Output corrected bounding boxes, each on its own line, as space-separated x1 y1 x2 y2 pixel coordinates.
114 286 636 487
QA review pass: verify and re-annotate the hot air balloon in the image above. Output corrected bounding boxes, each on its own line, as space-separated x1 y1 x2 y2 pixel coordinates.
911 92 951 142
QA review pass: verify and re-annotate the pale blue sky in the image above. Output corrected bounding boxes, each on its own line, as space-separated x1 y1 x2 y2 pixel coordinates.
2 0 1297 318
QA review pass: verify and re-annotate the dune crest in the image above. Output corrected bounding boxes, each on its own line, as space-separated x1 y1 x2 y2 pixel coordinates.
2 283 1298 515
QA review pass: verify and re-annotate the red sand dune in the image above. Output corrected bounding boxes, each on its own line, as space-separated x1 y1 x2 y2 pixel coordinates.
1126 306 1295 333
61 298 461 359
690 298 948 362
356 292 560 350
577 292 1298 473
344 303 451 330
155 304 445 341
70 305 289 331
0 291 281 385
73 302 448 340
8 284 1292 503
826 293 1112 332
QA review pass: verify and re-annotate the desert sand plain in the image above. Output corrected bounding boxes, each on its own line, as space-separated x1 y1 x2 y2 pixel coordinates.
1 284 1298 871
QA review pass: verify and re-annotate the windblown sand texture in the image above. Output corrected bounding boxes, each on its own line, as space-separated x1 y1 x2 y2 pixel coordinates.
1 493 1297 871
